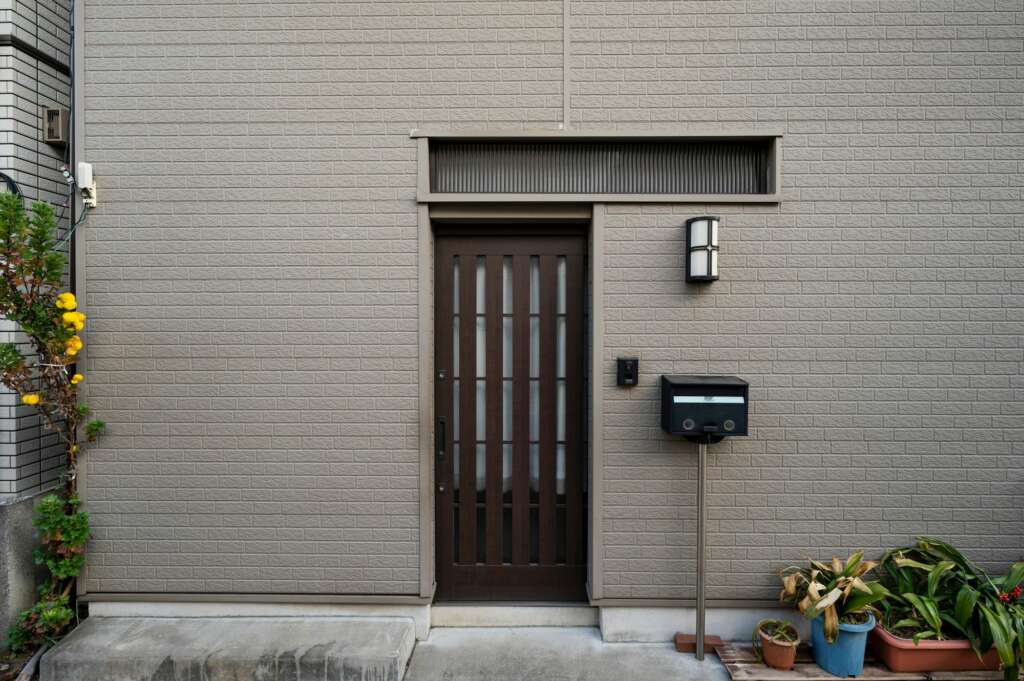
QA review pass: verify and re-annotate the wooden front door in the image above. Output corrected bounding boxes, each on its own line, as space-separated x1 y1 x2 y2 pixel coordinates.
434 227 587 601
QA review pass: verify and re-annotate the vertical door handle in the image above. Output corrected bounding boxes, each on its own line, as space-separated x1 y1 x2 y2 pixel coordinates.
436 417 446 493
436 417 446 463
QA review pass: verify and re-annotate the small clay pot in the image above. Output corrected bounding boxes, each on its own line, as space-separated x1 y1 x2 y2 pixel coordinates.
759 625 799 671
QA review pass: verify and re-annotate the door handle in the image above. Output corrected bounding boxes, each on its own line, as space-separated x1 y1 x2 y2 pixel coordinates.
436 417 447 493
436 417 446 464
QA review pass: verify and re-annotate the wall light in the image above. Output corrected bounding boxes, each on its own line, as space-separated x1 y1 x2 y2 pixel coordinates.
686 216 719 283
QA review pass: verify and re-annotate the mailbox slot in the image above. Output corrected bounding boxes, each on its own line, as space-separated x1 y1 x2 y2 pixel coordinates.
661 375 749 440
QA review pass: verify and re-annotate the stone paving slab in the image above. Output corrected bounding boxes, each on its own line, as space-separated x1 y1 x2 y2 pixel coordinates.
40 616 416 681
404 626 730 681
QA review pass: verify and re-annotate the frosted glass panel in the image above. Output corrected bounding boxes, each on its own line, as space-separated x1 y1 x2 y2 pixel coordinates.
690 219 708 247
529 444 539 493
475 256 486 314
452 379 459 434
529 256 539 314
711 250 719 277
453 256 460 310
452 316 459 377
529 380 539 441
502 257 513 314
556 444 566 495
690 251 708 277
476 443 486 493
503 380 512 441
476 380 486 438
503 444 513 493
556 317 566 378
711 219 719 246
502 318 513 378
557 257 566 314
530 318 539 378
475 316 486 377
556 380 566 442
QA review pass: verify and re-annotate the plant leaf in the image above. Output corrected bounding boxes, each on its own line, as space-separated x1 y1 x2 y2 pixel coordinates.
927 561 955 598
954 585 979 630
903 593 943 634
912 630 937 645
977 603 1015 669
895 557 934 571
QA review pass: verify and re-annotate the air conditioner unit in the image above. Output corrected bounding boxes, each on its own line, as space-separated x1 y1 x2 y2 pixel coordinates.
43 107 69 146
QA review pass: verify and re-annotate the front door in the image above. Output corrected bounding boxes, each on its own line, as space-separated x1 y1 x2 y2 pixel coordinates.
434 227 587 601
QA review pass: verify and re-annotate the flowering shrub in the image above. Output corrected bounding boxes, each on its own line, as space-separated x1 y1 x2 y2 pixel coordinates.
0 192 104 653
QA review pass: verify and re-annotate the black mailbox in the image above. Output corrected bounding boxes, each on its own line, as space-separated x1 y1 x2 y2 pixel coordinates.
661 375 749 441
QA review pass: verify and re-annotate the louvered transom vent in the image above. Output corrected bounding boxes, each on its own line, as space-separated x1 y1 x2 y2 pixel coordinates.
429 138 774 196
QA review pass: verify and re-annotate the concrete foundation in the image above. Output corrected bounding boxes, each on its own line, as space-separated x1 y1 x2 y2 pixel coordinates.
405 627 729 681
86 600 433 640
40 616 417 681
599 606 809 643
0 494 38 652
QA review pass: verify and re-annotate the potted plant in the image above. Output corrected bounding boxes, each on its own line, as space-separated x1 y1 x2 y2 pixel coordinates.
780 551 889 677
753 618 800 671
873 537 1022 680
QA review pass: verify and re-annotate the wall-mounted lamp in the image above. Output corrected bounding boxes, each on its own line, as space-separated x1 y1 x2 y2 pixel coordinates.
686 216 719 283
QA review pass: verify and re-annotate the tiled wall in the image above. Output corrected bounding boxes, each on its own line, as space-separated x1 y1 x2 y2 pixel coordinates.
0 0 72 496
80 0 1023 600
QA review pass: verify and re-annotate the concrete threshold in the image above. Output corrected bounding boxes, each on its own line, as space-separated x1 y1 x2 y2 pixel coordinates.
431 603 598 628
41 616 416 681
404 627 730 681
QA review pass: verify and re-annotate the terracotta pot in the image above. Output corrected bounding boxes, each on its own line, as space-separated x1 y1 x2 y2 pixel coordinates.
758 627 799 671
871 625 1001 673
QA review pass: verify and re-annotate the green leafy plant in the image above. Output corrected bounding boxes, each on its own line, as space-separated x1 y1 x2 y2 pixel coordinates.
753 619 799 662
0 192 104 653
879 537 1024 681
779 551 890 643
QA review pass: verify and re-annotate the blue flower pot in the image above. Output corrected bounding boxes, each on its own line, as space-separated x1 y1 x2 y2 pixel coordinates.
810 613 876 678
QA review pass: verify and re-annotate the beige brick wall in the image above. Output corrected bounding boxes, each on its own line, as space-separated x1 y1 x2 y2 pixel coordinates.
81 0 1023 600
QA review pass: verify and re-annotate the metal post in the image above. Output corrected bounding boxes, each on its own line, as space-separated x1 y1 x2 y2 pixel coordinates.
695 439 708 661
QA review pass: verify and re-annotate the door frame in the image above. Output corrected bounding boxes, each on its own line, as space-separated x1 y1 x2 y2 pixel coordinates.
416 202 606 602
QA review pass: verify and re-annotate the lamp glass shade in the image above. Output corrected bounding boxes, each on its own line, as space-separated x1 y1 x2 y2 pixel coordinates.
711 220 719 247
689 219 708 248
711 250 719 277
689 250 708 278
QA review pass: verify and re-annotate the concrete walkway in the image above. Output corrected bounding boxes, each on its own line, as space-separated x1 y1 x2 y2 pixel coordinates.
404 627 730 681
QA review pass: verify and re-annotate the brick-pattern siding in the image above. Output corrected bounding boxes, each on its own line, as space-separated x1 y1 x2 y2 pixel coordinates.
0 0 71 497
81 0 562 594
81 0 1024 600
578 2 1024 600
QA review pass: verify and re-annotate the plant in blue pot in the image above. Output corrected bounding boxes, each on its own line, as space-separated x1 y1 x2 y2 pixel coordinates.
780 552 890 677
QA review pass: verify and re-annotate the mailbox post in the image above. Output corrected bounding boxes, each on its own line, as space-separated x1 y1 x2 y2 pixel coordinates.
661 376 749 661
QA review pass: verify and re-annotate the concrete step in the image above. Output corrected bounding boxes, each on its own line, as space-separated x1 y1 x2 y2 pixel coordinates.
404 627 730 681
431 604 598 628
41 616 416 681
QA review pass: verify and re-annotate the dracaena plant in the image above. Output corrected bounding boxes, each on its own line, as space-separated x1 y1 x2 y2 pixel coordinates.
879 537 1024 681
0 191 104 654
779 551 889 644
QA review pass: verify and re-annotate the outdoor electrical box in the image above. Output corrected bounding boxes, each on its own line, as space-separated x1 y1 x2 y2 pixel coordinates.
661 375 749 441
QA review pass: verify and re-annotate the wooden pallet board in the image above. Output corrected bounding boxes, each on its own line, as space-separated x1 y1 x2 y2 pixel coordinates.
714 643 1013 681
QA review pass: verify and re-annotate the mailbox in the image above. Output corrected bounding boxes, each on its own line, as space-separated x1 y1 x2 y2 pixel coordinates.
661 375 749 441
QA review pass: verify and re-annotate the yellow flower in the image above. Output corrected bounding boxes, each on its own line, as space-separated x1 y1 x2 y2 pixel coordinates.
56 292 77 310
62 311 86 331
21 393 40 406
70 373 84 385
65 335 83 356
